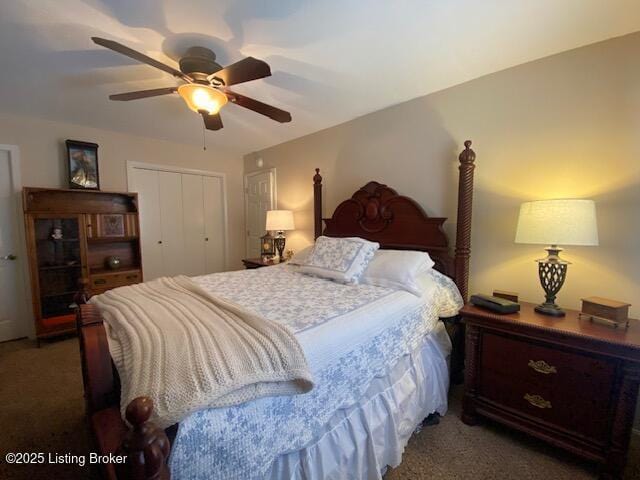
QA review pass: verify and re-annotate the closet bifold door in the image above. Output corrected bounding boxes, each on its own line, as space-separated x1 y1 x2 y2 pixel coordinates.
203 176 225 273
182 174 206 276
158 171 185 277
130 168 163 281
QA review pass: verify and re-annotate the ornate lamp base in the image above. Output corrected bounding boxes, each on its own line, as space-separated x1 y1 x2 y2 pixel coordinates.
535 245 569 317
274 231 286 263
534 303 565 317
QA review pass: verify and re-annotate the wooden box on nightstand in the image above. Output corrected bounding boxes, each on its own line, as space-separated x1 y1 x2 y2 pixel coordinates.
461 302 640 480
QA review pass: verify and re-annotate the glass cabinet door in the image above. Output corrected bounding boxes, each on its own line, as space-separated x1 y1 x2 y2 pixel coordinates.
33 216 83 324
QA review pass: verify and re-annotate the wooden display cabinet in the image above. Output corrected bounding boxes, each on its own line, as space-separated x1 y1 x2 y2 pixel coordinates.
23 188 143 341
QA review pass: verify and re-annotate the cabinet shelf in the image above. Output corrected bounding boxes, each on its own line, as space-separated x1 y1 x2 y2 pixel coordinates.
42 290 77 299
90 267 141 276
37 238 79 242
38 264 81 271
87 236 139 244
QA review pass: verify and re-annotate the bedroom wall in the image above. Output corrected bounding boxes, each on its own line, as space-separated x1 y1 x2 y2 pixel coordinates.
0 112 246 271
245 31 640 317
245 31 640 431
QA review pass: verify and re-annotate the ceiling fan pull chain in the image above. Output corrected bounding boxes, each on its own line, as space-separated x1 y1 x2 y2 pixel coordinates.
203 123 207 151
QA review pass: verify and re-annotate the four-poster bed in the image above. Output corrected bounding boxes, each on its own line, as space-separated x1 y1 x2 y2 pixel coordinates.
75 140 477 480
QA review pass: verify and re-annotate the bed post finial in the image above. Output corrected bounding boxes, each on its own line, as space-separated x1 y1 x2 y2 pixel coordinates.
313 168 323 239
74 277 91 306
117 397 171 480
454 140 476 302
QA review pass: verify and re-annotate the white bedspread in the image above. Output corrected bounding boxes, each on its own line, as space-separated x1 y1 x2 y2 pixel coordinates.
168 265 462 480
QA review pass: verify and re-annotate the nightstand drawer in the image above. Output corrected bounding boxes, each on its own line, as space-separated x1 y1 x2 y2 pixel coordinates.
462 302 640 477
480 369 611 442
479 332 615 442
481 332 615 393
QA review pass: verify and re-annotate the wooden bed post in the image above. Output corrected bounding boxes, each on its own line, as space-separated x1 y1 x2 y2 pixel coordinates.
313 168 323 239
116 397 171 480
74 277 91 306
77 297 172 480
454 140 476 302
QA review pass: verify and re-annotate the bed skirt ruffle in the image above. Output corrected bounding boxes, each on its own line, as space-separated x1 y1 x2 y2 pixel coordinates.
266 323 451 480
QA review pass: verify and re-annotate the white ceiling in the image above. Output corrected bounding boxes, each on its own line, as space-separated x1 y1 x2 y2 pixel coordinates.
1 0 639 157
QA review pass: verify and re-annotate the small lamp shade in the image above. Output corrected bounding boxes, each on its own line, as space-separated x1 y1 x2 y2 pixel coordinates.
266 210 295 231
515 199 598 246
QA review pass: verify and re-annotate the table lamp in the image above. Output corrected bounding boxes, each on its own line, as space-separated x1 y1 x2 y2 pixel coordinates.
515 199 598 317
266 210 295 263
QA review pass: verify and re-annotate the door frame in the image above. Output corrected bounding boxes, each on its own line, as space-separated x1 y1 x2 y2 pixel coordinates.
243 168 277 257
126 161 229 271
0 144 32 339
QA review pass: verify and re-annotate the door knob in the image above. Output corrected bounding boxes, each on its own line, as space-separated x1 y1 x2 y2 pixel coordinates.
1 254 17 261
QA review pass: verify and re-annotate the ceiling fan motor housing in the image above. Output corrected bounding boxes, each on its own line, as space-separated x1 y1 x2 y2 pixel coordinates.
179 47 222 78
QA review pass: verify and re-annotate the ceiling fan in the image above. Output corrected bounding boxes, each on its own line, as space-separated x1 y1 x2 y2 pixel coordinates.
92 37 292 131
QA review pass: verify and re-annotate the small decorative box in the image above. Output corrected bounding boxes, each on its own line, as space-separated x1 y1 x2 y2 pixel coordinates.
493 289 519 303
580 296 631 328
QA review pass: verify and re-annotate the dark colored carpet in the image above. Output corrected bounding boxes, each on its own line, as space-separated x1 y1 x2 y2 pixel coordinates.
0 337 638 480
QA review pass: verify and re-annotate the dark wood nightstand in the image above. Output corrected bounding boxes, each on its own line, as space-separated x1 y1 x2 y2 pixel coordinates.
461 302 640 479
242 257 277 269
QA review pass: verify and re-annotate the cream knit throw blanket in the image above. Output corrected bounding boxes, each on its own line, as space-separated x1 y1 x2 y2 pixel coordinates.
90 275 314 428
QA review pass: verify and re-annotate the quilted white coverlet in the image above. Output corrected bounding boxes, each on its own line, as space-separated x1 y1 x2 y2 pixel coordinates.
167 265 463 479
90 275 313 428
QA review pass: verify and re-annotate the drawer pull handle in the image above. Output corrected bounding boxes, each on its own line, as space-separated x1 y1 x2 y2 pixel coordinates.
528 360 557 375
524 393 552 409
94 279 107 285
125 275 137 280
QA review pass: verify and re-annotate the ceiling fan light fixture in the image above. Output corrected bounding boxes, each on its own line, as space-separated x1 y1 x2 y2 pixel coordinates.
178 84 228 115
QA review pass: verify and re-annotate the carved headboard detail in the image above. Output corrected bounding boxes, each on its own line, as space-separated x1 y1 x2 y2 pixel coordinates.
322 182 454 277
313 140 476 300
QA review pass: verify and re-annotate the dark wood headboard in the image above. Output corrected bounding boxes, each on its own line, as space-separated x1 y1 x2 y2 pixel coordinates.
313 140 476 301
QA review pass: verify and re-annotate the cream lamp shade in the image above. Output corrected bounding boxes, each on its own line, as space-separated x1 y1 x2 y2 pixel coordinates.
515 199 598 246
266 210 295 231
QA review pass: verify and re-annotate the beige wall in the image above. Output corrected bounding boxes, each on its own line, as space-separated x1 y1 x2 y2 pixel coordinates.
246 32 640 320
0 113 245 271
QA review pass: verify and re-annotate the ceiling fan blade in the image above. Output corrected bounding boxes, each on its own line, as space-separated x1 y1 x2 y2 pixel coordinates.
209 57 271 86
92 37 191 82
109 87 178 101
201 112 223 131
226 91 292 123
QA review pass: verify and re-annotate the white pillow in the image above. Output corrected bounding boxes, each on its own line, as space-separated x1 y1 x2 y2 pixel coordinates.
360 249 435 296
288 245 314 265
299 236 379 284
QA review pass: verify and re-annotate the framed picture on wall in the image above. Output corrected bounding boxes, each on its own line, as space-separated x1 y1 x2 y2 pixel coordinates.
66 140 100 190
100 214 125 237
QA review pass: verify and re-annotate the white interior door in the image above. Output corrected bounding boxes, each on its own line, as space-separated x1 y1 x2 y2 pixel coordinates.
129 168 164 281
245 170 275 257
182 174 206 276
158 171 185 277
203 176 225 273
0 147 29 341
